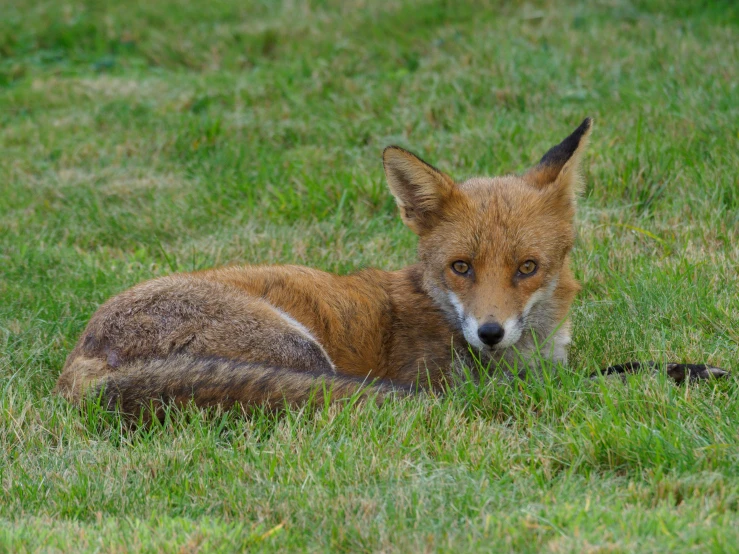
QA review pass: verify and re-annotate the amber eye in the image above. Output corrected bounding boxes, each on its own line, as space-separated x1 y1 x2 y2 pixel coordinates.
518 260 537 276
451 261 471 276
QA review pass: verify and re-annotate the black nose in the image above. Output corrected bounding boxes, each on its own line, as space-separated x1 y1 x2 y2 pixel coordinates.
478 322 505 346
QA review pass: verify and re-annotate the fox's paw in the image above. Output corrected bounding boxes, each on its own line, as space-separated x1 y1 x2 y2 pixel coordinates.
665 363 729 383
593 361 730 384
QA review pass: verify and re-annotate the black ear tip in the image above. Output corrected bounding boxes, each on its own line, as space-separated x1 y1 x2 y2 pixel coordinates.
536 118 593 169
567 117 593 145
578 117 593 133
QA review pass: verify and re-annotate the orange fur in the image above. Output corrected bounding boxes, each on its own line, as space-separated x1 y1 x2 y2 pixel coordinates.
56 119 595 417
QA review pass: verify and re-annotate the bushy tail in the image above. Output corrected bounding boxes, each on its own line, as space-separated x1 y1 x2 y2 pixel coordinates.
60 354 403 420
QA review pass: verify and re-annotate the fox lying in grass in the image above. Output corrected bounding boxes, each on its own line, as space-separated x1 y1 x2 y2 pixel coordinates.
56 118 727 418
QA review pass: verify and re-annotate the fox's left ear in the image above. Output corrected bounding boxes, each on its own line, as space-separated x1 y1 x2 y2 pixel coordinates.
382 146 456 235
526 117 593 195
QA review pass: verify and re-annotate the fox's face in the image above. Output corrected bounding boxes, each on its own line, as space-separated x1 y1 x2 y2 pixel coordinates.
383 119 590 355
415 174 578 352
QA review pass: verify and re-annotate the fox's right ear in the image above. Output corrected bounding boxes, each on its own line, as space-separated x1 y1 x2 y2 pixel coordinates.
383 146 455 235
526 117 593 196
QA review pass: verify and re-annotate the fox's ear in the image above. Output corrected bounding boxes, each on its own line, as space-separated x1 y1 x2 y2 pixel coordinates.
526 117 592 194
383 146 455 235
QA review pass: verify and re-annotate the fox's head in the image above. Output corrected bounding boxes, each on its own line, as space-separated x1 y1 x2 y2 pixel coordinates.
383 118 591 357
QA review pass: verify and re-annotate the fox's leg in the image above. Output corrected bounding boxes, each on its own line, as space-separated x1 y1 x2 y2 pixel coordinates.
592 361 729 383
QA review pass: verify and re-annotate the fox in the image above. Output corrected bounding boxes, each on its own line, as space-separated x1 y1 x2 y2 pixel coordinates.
55 118 728 419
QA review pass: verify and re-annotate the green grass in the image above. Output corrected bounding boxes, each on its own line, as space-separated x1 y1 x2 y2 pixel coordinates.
1 0 738 551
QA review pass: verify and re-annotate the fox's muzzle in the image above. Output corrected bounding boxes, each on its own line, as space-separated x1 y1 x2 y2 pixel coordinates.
477 322 505 346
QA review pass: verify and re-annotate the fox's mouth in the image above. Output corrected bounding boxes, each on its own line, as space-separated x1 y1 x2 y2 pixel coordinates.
456 314 525 352
444 290 531 351
460 313 528 352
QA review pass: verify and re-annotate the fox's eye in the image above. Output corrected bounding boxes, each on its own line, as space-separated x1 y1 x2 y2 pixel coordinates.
518 260 537 276
451 261 471 276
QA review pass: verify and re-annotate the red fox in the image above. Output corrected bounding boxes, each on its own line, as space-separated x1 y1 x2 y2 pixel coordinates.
55 118 727 418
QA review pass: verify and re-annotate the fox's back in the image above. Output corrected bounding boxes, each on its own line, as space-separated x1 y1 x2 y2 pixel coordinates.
56 264 461 404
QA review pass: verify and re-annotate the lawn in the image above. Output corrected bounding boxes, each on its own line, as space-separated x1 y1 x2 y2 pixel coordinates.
1 0 738 551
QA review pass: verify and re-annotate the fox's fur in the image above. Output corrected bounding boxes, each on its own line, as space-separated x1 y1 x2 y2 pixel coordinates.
56 118 727 418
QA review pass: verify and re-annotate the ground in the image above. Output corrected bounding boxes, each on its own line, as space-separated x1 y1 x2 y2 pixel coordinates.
1 0 738 551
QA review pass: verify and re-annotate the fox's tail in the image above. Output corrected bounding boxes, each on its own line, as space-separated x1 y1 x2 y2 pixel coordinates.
56 354 403 421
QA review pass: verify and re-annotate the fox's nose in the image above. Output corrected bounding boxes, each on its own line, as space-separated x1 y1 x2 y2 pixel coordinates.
478 322 505 346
